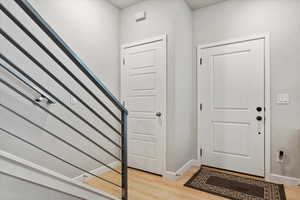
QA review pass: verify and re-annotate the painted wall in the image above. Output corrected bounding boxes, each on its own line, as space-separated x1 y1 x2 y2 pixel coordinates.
0 173 83 200
172 0 195 173
193 0 300 178
120 0 194 172
2 0 298 184
0 0 121 179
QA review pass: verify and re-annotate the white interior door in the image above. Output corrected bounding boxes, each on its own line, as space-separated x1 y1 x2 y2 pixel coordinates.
121 36 166 175
198 39 265 177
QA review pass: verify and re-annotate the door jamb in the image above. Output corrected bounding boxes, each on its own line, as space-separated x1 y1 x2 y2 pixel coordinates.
196 34 271 180
120 34 167 176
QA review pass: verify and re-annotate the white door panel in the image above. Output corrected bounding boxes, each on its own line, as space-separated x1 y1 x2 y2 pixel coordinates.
122 38 166 175
198 39 265 176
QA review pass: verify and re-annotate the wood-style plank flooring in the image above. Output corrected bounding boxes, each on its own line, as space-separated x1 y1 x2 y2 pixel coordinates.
84 166 300 200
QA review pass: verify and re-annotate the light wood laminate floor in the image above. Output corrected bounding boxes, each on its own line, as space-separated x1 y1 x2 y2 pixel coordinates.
84 166 300 200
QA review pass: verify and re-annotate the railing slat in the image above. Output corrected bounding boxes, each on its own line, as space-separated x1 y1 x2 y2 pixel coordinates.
0 103 121 175
0 30 122 146
0 127 121 188
0 77 121 161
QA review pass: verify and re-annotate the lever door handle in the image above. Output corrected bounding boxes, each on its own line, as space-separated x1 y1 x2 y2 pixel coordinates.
156 112 162 117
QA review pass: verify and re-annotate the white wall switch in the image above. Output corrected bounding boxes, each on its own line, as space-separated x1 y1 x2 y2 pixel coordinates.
276 93 290 104
135 11 146 21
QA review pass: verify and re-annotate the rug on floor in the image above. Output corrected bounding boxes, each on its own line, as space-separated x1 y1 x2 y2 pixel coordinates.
184 167 286 200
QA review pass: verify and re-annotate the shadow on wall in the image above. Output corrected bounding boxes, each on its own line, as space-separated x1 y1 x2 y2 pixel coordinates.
276 128 300 177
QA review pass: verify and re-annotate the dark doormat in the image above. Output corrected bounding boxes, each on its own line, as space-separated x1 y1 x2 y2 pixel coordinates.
184 167 286 200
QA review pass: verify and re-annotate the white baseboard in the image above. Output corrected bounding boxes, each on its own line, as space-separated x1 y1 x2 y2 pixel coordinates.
164 159 200 181
73 161 121 182
0 150 117 200
268 173 300 186
164 160 300 186
164 171 178 181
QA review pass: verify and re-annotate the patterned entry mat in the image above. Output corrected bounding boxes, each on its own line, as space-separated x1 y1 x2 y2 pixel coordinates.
184 167 286 200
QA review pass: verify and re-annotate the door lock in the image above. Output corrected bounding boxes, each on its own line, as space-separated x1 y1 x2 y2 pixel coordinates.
156 112 162 117
256 116 263 121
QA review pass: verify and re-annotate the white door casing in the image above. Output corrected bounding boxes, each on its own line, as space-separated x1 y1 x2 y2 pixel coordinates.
197 35 270 177
121 35 167 175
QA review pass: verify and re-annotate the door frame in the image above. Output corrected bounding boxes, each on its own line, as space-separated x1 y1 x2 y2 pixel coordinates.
197 34 271 179
120 34 167 175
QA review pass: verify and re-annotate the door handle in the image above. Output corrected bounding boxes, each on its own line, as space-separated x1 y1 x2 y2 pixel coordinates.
156 112 162 117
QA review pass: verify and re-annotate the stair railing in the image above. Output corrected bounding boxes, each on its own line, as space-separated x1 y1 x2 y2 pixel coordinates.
0 0 128 199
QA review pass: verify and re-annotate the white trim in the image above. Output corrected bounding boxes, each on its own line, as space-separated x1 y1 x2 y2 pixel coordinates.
164 159 201 181
197 34 272 179
72 161 120 182
120 34 167 176
0 150 117 200
121 35 165 49
268 174 300 186
198 34 269 49
264 34 271 181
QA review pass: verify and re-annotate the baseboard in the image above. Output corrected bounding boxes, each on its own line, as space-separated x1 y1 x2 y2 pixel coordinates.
73 161 120 182
268 173 300 186
164 159 200 181
0 150 117 200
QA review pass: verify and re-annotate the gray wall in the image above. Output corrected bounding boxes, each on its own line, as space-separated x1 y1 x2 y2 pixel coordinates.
172 0 195 172
2 0 299 183
1 0 121 178
193 0 300 178
0 173 83 200
120 0 194 172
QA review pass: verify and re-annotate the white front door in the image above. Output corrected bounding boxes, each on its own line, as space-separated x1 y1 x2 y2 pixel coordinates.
121 36 166 175
198 39 265 177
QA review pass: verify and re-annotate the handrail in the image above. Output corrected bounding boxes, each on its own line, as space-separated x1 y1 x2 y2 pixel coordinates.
0 62 54 104
14 0 128 114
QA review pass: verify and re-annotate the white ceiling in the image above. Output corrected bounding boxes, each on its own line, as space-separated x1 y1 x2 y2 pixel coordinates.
108 0 226 10
108 0 144 9
186 0 226 10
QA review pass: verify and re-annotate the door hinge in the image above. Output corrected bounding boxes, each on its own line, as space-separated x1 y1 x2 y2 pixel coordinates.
123 58 125 66
200 148 203 157
200 103 203 111
199 58 203 65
